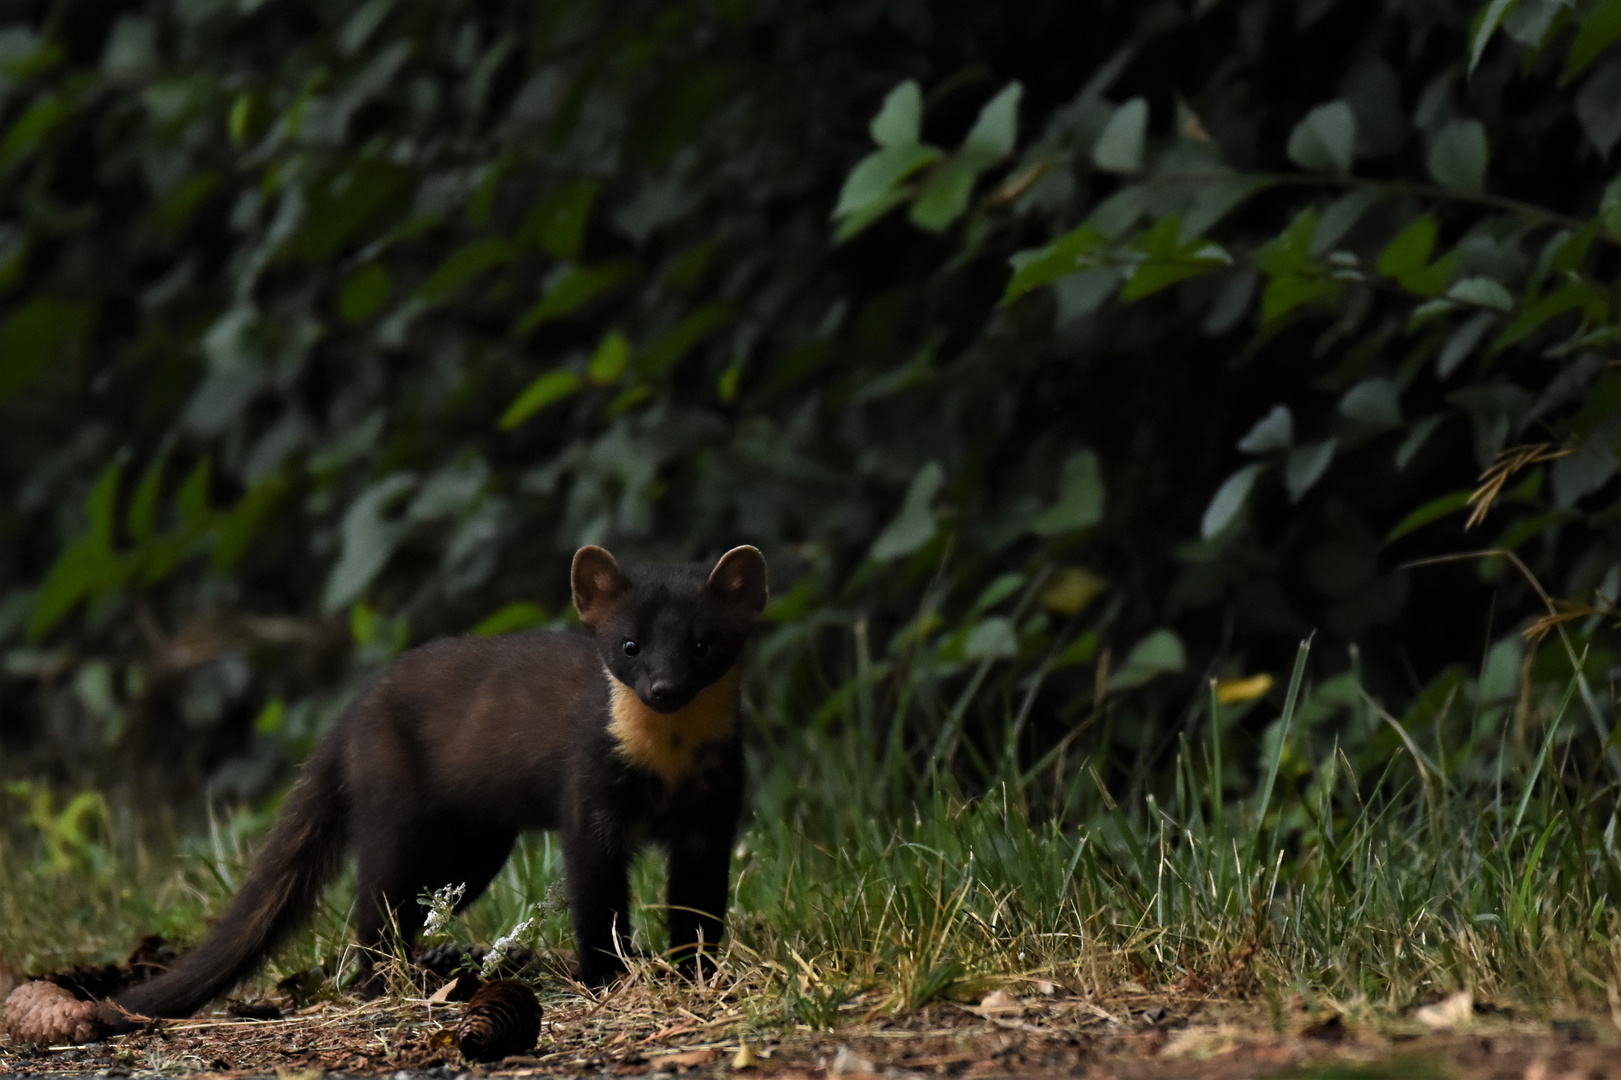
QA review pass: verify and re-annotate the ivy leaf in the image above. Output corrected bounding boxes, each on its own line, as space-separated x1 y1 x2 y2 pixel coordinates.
499 370 582 430
1428 120 1489 191
1602 175 1621 235
1565 0 1621 80
1004 225 1106 303
1447 276 1514 312
513 259 638 335
1238 405 1295 453
1108 628 1187 691
1285 438 1338 501
1471 0 1523 74
1340 378 1403 428
963 80 1022 158
416 238 517 302
1032 450 1105 535
833 143 944 241
1121 215 1231 300
339 263 391 322
1202 462 1266 539
1092 97 1148 171
587 330 630 384
321 473 417 614
1286 100 1357 175
871 461 945 560
870 80 923 147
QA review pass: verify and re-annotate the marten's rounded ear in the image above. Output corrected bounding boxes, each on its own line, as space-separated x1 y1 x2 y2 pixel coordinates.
572 546 630 625
706 545 769 615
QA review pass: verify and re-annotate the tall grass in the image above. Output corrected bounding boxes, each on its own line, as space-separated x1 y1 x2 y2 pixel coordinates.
4 626 1620 1023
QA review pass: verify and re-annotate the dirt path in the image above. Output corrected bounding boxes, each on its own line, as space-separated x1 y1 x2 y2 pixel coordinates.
2 981 1617 1078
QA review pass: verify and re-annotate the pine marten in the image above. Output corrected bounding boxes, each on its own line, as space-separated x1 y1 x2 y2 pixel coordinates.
112 544 766 1021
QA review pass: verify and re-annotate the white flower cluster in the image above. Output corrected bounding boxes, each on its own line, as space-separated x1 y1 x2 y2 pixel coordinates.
480 912 537 978
421 882 466 939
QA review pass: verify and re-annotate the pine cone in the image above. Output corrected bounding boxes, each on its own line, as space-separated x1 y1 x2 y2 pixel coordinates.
3 980 106 1046
456 978 542 1062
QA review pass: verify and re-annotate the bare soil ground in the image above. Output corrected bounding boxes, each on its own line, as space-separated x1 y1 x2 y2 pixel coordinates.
3 979 1619 1079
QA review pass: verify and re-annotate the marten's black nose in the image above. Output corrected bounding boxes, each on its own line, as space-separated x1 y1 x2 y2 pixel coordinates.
647 680 678 709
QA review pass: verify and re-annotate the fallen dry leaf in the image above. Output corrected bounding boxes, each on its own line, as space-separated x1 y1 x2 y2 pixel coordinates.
1415 990 1472 1030
649 1048 715 1069
977 989 1022 1016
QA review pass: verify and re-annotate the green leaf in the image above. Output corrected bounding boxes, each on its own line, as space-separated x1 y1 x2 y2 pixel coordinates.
281 159 410 263
513 258 638 334
871 461 944 561
1377 215 1458 295
1003 225 1107 303
252 698 287 736
416 238 518 302
1388 489 1474 540
910 156 984 232
1032 450 1105 535
962 616 1018 661
471 601 549 636
1428 120 1489 191
126 455 165 544
29 459 130 641
1108 628 1187 691
1284 438 1337 501
339 263 391 323
523 179 600 261
156 171 220 236
911 83 1024 231
588 330 631 383
1238 405 1294 453
1447 276 1514 312
832 143 943 240
1495 279 1606 350
639 304 732 376
1202 462 1265 539
0 297 94 401
1286 100 1357 175
1092 97 1148 171
870 80 924 147
321 473 417 614
1339 378 1403 428
1566 0 1621 80
0 93 73 171
1255 209 1338 322
1472 0 1523 73
213 471 287 573
963 81 1023 157
499 370 582 430
1378 215 1438 279
1121 215 1231 300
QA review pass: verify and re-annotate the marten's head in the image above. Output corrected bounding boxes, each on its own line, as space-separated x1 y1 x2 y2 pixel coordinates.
571 545 767 714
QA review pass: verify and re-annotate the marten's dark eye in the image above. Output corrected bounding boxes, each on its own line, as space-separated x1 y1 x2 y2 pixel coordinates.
622 640 640 657
692 640 709 658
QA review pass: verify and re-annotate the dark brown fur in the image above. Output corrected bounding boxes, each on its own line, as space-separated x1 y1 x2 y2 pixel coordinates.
113 546 765 1021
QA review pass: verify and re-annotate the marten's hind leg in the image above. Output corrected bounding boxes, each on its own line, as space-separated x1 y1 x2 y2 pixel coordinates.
351 810 516 993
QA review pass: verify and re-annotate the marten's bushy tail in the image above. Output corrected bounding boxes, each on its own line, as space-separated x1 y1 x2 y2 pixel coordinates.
115 741 349 1020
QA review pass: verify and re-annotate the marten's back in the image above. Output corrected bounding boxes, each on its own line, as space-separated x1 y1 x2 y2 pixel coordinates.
340 630 605 830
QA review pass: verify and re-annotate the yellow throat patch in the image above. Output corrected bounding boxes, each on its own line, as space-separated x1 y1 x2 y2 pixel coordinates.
607 666 737 783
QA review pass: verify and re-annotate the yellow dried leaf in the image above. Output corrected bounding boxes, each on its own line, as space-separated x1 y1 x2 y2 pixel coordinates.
1041 567 1106 615
1214 673 1273 704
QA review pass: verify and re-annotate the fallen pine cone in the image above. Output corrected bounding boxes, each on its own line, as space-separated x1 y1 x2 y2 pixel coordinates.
3 980 105 1046
457 978 542 1063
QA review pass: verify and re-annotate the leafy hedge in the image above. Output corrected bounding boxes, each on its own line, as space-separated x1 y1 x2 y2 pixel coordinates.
1 0 1618 812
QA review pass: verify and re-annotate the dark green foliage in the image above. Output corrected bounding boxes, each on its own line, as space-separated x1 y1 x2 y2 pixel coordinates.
0 0 1617 847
